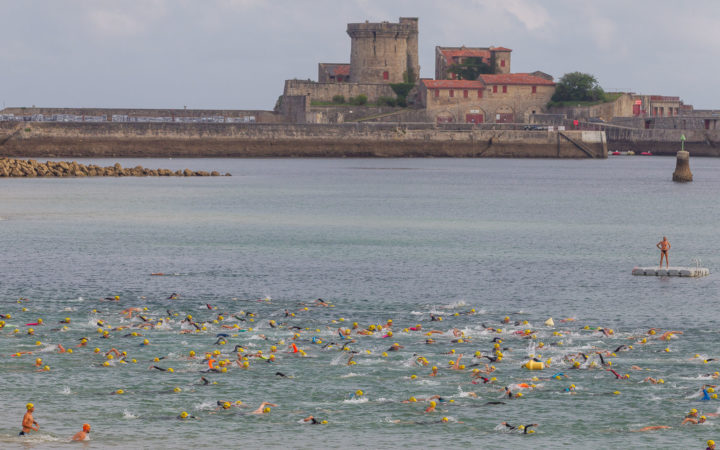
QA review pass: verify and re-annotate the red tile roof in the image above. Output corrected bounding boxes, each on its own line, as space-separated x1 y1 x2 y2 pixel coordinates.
479 73 554 86
489 46 512 52
328 64 350 76
422 79 485 89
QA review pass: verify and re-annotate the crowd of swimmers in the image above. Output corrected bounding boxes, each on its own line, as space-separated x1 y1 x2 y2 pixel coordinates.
5 295 718 447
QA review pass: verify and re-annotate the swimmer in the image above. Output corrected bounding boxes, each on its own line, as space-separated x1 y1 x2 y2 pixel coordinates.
708 440 716 450
312 298 329 307
425 401 437 413
607 369 630 379
20 403 39 435
642 377 663 384
200 377 211 385
302 415 325 424
56 344 66 353
71 423 91 441
121 307 142 318
430 366 438 377
657 330 683 341
177 412 197 419
251 402 278 414
500 422 538 434
450 354 464 370
681 415 707 425
388 343 404 352
630 425 672 432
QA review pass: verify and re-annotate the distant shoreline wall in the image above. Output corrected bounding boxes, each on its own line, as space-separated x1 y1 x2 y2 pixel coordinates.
605 128 720 156
0 122 606 158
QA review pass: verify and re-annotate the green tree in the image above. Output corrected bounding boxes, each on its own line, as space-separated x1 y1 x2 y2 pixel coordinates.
448 57 494 80
551 72 605 102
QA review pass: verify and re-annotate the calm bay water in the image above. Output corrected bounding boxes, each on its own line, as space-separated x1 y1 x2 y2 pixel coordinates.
1 157 719 449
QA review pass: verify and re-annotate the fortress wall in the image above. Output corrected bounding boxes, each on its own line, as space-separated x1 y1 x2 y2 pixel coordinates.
1 107 283 122
283 80 396 104
0 122 606 158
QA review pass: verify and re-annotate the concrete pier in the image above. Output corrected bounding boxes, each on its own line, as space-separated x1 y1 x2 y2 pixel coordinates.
672 150 693 182
632 266 709 277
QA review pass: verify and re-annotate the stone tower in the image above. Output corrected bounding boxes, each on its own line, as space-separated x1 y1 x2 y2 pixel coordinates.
346 17 419 84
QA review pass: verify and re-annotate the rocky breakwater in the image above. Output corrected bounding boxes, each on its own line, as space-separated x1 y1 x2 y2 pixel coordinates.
0 158 229 177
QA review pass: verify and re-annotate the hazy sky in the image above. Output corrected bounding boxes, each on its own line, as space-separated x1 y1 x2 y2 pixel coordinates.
2 0 719 110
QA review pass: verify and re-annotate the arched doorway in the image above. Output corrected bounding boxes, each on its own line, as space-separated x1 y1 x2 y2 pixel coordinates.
436 111 454 124
465 108 485 124
495 106 514 123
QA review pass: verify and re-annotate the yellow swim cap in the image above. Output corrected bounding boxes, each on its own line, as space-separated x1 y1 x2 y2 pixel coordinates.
174 387 181 393
67 349 73 354
26 403 34 410
515 392 523 397
613 391 620 395
180 411 188 419
430 401 436 407
356 390 364 397
143 339 149 345
167 368 174 373
441 417 449 423
708 440 715 446
321 420 328 424
410 374 417 379
691 408 698 413
223 402 231 409
189 351 195 357
382 352 388 357
263 407 271 413
116 389 124 394
103 361 110 367
409 397 417 402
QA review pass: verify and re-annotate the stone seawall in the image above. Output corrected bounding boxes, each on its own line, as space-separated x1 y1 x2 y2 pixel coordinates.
0 122 607 158
605 128 720 156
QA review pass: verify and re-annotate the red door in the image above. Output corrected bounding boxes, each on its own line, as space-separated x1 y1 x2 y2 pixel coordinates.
465 114 484 124
496 113 513 123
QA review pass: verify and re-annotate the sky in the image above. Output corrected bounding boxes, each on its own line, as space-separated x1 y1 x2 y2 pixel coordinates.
2 0 719 111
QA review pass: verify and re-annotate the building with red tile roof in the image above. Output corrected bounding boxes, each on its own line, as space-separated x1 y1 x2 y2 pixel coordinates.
419 74 555 124
318 63 351 83
435 46 512 79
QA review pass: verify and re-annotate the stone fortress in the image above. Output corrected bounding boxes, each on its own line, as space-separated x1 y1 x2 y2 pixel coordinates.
281 17 558 125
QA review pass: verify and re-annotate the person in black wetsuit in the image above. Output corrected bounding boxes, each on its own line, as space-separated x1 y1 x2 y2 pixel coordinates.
501 422 538 434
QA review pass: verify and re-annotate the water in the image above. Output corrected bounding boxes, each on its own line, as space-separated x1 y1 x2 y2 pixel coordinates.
1 157 719 449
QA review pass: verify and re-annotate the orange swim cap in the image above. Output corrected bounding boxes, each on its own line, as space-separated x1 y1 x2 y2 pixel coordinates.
83 423 91 432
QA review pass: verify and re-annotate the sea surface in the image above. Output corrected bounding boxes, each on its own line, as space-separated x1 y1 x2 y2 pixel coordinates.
1 156 719 449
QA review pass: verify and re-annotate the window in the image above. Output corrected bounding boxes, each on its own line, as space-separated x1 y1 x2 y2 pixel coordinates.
434 89 439 98
383 71 389 80
493 85 498 93
500 59 506 67
463 90 468 98
477 89 483 98
531 86 537 94
502 85 507 93
451 73 456 80
449 89 454 98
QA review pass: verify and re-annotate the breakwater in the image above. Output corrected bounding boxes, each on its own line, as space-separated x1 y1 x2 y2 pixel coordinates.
0 158 227 177
605 128 720 156
0 122 606 158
